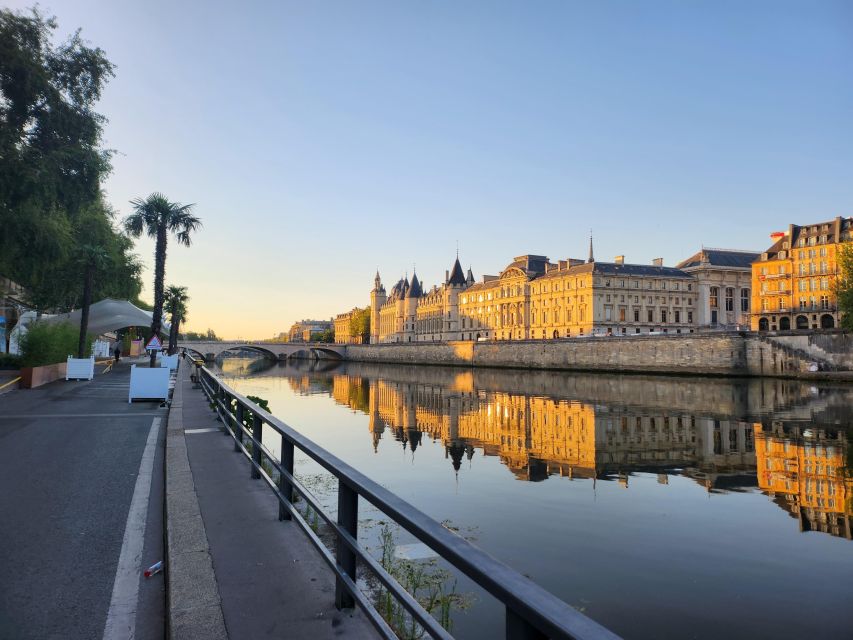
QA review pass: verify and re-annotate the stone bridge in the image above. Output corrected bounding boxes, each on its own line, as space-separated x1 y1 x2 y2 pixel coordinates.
177 341 347 361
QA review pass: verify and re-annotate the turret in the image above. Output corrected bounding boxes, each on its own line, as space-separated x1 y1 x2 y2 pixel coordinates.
370 271 386 344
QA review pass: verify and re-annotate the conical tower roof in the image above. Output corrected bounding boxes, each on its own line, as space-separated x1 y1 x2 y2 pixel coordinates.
407 272 422 298
448 257 466 286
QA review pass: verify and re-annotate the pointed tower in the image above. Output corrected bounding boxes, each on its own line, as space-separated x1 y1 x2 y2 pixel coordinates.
466 266 475 286
404 271 422 342
370 270 386 344
588 234 595 263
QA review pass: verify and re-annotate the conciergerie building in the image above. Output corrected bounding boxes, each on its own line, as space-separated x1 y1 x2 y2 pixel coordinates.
363 239 765 344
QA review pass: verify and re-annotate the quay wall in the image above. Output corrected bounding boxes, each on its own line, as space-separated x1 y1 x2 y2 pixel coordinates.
345 333 852 378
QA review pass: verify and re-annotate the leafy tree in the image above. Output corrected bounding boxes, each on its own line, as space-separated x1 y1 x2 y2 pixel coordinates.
349 307 371 342
0 8 122 305
164 285 189 354
309 328 334 343
836 243 853 330
180 329 221 341
124 193 201 366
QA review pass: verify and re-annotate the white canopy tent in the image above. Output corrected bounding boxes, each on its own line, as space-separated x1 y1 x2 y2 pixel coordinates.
44 298 169 336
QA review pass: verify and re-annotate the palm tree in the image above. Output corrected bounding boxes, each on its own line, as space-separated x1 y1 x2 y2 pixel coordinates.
164 285 189 355
76 244 109 358
124 193 201 366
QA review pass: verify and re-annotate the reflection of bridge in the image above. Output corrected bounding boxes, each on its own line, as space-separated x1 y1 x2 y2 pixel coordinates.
177 341 346 361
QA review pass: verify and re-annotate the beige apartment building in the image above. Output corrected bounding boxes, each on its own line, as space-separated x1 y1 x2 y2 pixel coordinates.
751 216 852 331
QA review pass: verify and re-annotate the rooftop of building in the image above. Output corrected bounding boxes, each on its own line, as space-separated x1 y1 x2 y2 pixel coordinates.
676 248 762 270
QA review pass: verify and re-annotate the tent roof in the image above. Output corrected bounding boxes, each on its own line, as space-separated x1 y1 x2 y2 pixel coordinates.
45 298 168 336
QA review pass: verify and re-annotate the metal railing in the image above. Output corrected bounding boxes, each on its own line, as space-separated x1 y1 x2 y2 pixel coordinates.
195 361 621 640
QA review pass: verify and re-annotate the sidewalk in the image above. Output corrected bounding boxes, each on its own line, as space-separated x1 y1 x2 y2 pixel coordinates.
166 363 376 639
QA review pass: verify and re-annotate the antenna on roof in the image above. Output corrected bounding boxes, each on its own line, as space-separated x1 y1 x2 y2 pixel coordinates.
456 240 459 258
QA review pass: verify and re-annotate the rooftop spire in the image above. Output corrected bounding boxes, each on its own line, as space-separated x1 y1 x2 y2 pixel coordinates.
588 231 594 263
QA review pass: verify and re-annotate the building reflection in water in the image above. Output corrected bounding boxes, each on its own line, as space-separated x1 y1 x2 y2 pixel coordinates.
275 365 853 541
756 423 852 540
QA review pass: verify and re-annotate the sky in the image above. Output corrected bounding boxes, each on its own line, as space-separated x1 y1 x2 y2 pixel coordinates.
8 0 853 338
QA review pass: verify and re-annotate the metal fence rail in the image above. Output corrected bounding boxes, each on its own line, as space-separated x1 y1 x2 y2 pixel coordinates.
195 361 621 640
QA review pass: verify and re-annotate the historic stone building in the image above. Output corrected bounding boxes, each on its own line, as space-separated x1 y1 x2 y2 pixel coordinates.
459 244 698 340
751 216 853 331
371 257 474 343
288 319 332 342
676 249 759 329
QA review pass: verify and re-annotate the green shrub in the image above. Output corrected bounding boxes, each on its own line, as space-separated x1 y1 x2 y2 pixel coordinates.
0 353 22 369
20 322 91 367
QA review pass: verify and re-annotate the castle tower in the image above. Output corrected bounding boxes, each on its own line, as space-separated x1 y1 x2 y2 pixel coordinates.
443 256 467 341
370 270 386 344
403 271 422 343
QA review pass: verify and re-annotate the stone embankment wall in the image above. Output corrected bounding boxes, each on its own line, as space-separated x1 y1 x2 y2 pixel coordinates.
345 332 852 378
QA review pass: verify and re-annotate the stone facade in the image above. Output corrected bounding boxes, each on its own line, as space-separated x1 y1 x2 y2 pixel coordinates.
288 319 332 343
752 216 853 331
676 249 759 329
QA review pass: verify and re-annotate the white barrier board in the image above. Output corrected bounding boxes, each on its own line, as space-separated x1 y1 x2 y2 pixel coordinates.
128 365 170 402
66 356 95 380
158 354 179 370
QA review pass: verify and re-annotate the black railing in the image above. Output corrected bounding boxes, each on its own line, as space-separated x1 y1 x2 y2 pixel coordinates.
195 362 621 640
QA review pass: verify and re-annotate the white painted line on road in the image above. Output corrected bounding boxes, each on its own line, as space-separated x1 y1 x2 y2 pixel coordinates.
103 417 161 640
0 413 162 419
184 427 222 434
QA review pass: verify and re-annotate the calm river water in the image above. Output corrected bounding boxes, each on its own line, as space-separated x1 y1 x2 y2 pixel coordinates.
214 357 853 640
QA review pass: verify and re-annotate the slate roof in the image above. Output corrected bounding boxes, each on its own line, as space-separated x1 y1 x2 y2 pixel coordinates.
448 258 467 286
676 249 761 270
407 273 422 298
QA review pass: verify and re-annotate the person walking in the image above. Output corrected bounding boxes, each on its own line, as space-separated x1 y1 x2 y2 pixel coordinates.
113 342 121 363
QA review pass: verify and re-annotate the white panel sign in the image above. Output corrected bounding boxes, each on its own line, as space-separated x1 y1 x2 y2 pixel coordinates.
158 354 179 370
128 365 170 402
66 356 95 381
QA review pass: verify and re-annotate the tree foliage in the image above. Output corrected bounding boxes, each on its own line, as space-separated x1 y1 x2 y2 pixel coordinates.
0 8 140 310
165 285 189 354
180 329 221 341
20 321 88 367
349 307 371 340
836 243 853 330
309 328 334 343
124 192 200 365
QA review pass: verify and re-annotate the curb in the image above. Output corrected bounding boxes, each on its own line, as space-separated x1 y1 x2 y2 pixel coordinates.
165 363 228 639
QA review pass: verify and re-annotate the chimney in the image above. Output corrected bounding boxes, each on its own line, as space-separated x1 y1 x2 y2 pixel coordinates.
445 270 449 283
652 258 663 266
615 255 625 265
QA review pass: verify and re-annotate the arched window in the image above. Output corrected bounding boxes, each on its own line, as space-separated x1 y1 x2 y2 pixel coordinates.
710 287 719 308
740 289 750 312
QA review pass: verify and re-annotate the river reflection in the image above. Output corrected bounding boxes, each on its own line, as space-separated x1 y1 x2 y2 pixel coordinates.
217 357 853 639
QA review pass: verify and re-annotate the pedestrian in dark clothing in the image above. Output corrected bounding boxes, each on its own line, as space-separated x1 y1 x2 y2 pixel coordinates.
114 343 121 363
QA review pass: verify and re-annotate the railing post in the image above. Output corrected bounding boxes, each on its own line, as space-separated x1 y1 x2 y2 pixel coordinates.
506 607 547 640
251 412 262 479
279 435 294 521
335 481 358 609
234 403 244 451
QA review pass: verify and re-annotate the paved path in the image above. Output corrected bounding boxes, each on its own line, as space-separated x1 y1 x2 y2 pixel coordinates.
171 363 377 639
0 357 166 640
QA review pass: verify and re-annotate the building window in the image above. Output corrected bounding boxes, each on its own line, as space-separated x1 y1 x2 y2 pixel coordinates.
675 310 680 323
647 309 654 323
605 306 613 321
634 308 640 322
661 309 667 323
687 311 693 323
619 308 626 322
710 287 719 308
741 289 750 312
725 288 734 311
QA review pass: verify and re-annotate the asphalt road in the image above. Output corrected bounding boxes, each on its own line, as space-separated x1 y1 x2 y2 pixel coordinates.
0 359 166 640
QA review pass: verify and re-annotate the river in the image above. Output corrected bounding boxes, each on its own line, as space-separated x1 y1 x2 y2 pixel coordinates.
213 357 853 640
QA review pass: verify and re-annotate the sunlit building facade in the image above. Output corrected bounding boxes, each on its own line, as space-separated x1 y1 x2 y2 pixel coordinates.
751 216 853 331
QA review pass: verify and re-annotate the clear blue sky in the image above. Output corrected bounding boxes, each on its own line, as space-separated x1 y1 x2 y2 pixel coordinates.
11 0 853 337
